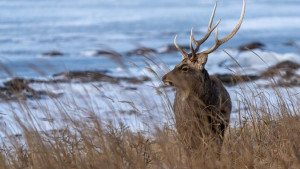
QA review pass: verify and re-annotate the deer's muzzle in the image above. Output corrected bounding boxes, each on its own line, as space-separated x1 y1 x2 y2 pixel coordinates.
162 74 174 86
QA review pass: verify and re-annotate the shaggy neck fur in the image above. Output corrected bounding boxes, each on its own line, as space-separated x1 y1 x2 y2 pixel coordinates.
176 68 220 108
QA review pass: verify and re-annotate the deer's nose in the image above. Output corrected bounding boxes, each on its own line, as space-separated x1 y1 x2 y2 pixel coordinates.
162 74 173 86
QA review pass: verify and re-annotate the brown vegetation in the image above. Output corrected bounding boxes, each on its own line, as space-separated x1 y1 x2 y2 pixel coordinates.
1 51 300 168
1 75 300 168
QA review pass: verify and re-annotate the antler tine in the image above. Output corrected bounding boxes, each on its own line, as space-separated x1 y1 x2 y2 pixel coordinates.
208 2 217 28
192 2 220 52
190 29 196 60
174 35 189 59
201 0 246 54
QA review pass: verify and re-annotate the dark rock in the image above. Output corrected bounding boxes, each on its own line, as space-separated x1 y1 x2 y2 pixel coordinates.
89 50 121 57
54 71 119 83
270 60 300 70
0 78 62 101
27 79 67 84
215 61 300 87
3 78 67 85
52 70 110 77
125 47 157 56
0 70 150 102
160 31 177 36
84 49 125 68
284 41 298 47
94 50 117 56
238 42 265 51
258 61 300 87
260 78 300 88
4 78 30 93
158 44 190 54
41 51 64 56
260 61 300 78
283 41 300 54
273 79 300 87
53 71 150 84
120 76 151 84
212 74 260 86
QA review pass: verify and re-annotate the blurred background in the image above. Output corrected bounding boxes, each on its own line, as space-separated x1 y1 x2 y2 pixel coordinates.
0 0 300 78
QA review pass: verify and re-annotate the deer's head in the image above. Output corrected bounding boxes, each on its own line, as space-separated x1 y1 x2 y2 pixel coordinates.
162 0 245 92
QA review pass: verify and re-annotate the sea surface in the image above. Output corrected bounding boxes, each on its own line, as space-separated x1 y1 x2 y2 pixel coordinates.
0 0 300 78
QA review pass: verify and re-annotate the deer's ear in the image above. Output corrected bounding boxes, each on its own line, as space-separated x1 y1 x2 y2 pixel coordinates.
196 53 208 70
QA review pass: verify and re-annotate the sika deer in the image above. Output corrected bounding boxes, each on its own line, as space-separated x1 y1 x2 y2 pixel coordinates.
162 1 245 152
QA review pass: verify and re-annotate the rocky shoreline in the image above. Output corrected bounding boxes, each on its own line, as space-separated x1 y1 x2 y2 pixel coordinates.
42 41 268 58
1 60 300 101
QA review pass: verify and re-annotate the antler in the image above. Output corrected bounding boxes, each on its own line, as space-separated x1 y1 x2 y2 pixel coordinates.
191 2 221 53
190 31 196 59
174 30 198 60
174 0 245 63
174 35 189 59
201 0 245 54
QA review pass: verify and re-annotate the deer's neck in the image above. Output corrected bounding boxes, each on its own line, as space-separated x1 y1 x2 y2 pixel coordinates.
176 69 219 106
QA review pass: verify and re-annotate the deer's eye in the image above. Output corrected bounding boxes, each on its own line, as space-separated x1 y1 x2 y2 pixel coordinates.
181 66 189 72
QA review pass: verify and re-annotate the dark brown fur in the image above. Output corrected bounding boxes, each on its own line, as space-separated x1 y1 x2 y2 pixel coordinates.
162 58 231 152
162 0 244 153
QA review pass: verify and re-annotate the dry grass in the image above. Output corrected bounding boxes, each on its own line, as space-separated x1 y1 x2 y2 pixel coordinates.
1 62 300 169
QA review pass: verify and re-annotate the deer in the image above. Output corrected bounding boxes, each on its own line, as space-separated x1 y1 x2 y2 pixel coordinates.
162 1 245 153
